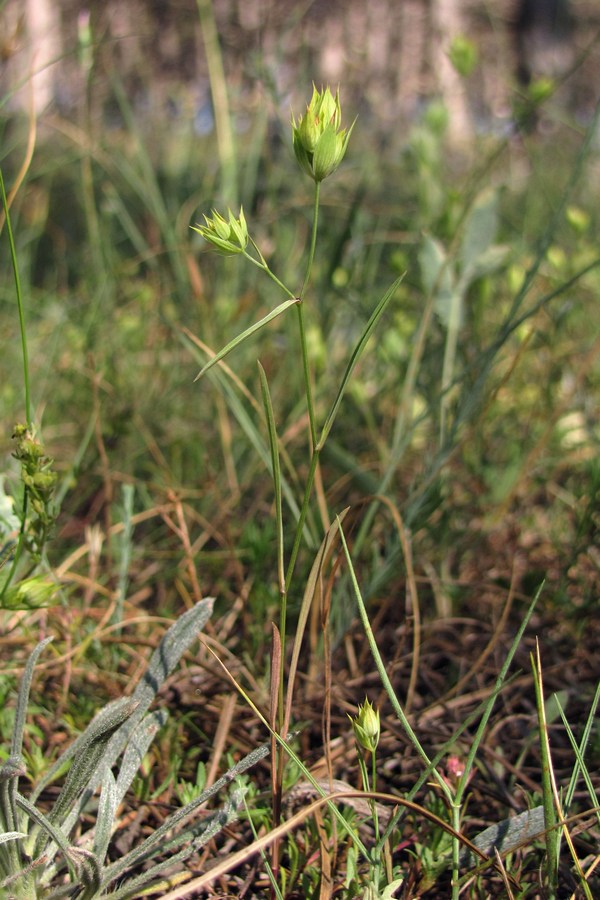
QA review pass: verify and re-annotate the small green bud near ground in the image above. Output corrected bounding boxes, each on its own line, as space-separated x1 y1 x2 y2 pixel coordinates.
193 207 248 255
349 697 380 753
292 85 354 182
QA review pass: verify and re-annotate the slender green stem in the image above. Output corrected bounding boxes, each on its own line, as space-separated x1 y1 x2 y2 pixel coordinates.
532 642 559 898
337 517 453 801
284 449 320 593
248 192 320 451
0 169 31 604
244 185 323 588
371 752 378 840
243 248 295 299
358 748 382 886
450 800 462 899
296 303 318 449
293 179 322 493
1 169 31 428
300 181 320 298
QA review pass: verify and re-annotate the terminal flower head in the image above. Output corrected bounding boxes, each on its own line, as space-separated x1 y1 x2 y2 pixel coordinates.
193 207 248 255
349 697 380 753
292 86 354 182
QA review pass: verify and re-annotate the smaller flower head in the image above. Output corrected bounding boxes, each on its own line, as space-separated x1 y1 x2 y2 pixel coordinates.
349 697 380 753
193 207 248 255
292 86 354 182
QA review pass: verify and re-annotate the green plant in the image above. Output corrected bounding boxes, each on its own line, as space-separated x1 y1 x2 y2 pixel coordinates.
0 172 58 613
189 83 402 887
0 598 272 899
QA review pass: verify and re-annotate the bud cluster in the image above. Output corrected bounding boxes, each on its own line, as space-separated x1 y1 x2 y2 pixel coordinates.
193 208 249 255
349 697 380 753
292 86 354 183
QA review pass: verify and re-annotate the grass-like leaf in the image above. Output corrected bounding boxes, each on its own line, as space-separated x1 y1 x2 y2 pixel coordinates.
0 832 25 845
16 793 79 879
11 637 53 760
114 710 169 807
34 698 138 857
559 683 600 817
99 597 214 774
105 787 246 900
194 298 300 381
102 741 273 887
93 769 118 864
318 275 403 449
531 641 559 894
283 510 349 739
30 696 137 808
258 362 284 595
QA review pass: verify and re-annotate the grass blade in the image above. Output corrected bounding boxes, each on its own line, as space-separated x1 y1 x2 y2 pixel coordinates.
194 298 299 380
559 683 600 818
104 787 245 900
318 275 402 449
335 516 435 773
11 637 53 759
283 510 349 740
93 770 118 865
114 711 169 807
99 597 214 773
258 362 284 595
531 641 559 896
102 743 272 885
36 699 138 854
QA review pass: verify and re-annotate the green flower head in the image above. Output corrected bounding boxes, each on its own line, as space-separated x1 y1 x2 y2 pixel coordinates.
292 86 354 182
349 697 380 753
193 207 249 255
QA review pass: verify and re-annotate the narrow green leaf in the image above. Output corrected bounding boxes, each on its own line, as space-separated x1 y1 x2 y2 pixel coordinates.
0 831 25 845
258 362 284 595
531 642 559 892
103 742 272 885
41 699 138 846
336 516 434 774
12 637 53 758
194 298 299 380
318 275 402 449
114 710 168 806
558 683 600 819
0 756 26 875
284 510 350 738
31 697 137 808
93 770 118 864
456 583 543 805
99 597 214 775
16 793 76 878
180 330 312 543
104 788 245 900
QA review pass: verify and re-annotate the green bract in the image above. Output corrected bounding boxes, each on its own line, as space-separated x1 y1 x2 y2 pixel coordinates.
193 207 248 255
292 86 354 182
349 697 380 753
